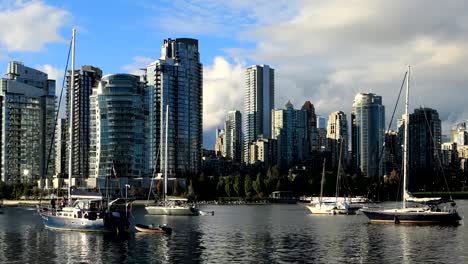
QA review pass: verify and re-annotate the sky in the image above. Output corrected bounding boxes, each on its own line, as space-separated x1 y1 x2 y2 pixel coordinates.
1 0 468 148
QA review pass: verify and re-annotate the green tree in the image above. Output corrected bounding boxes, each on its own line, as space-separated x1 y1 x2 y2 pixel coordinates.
217 177 225 196
224 177 231 197
233 175 244 197
244 175 253 199
253 173 264 197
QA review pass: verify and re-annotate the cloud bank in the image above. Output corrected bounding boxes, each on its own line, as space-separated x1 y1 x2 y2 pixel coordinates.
0 0 70 52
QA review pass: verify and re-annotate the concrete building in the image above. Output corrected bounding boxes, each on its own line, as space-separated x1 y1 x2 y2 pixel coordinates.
243 65 274 163
407 107 441 190
0 61 56 183
89 74 148 179
214 129 225 157
316 115 328 152
301 101 319 155
66 66 102 179
384 130 400 175
351 93 385 179
146 38 203 177
327 111 348 168
451 122 468 146
224 110 242 162
249 138 277 167
441 142 458 167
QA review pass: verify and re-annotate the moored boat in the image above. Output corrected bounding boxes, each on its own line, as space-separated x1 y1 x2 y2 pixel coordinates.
135 224 172 234
361 66 462 225
144 105 202 216
38 194 133 233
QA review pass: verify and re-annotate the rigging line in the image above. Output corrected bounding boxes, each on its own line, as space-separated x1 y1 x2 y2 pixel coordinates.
371 70 407 205
421 105 453 200
45 38 72 178
373 71 407 201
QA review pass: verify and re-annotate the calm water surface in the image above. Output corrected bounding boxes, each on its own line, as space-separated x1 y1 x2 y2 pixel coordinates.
0 201 467 263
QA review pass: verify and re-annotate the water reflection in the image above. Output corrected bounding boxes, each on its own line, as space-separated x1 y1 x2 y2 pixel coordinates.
0 203 468 263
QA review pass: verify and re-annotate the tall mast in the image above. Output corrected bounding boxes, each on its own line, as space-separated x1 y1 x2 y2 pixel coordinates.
68 28 76 204
403 65 410 209
320 158 326 204
164 104 169 201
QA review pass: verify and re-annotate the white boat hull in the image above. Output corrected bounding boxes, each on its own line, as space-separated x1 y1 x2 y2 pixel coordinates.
145 205 199 216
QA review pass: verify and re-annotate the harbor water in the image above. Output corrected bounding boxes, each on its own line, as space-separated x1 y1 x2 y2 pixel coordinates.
0 201 467 263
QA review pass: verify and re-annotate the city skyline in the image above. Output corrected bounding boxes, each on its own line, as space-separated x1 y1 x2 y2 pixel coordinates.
2 1 468 149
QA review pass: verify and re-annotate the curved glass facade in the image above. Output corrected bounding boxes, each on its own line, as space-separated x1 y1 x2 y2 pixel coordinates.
89 74 148 178
351 93 385 179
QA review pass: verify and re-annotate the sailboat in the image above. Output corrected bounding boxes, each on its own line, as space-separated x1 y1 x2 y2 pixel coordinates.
361 66 462 224
306 159 349 215
38 29 133 233
145 105 200 216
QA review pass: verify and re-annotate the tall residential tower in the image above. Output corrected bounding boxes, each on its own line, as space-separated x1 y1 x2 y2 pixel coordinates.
351 93 385 179
66 66 102 179
146 38 203 177
243 65 274 163
224 110 242 162
0 61 56 182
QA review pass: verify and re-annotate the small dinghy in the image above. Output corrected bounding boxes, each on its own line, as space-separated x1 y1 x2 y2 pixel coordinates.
199 210 214 216
135 224 172 234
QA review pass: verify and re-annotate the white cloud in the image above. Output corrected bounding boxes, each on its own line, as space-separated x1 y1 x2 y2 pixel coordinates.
236 0 468 133
121 56 154 75
0 1 70 52
36 64 66 115
203 56 244 130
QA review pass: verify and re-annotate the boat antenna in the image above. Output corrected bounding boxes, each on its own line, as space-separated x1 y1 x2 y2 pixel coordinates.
402 65 410 209
68 28 76 205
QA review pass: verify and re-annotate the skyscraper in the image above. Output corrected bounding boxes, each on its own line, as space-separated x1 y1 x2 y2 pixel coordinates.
272 101 307 168
0 61 56 182
146 38 203 177
301 101 319 155
351 93 385 179
327 111 348 168
66 66 102 179
407 107 441 190
224 110 242 162
55 118 67 178
316 115 328 151
89 74 148 179
243 64 274 163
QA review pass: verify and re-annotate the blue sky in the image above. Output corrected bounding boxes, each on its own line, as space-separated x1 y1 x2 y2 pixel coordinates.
2 0 468 148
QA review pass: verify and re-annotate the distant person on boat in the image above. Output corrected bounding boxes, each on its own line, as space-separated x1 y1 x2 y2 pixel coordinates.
51 198 56 209
59 198 65 208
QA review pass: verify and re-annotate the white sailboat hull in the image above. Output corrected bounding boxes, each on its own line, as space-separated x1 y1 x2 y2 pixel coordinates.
145 205 199 216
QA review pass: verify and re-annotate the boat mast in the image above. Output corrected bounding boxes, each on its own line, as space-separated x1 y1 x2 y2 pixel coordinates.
403 65 410 209
336 137 343 203
164 104 169 202
320 158 326 204
68 28 76 205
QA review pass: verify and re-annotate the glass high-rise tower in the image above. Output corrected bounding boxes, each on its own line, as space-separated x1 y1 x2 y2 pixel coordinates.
66 66 102 179
224 110 242 162
243 65 274 163
351 93 385 179
89 74 148 179
146 38 203 177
